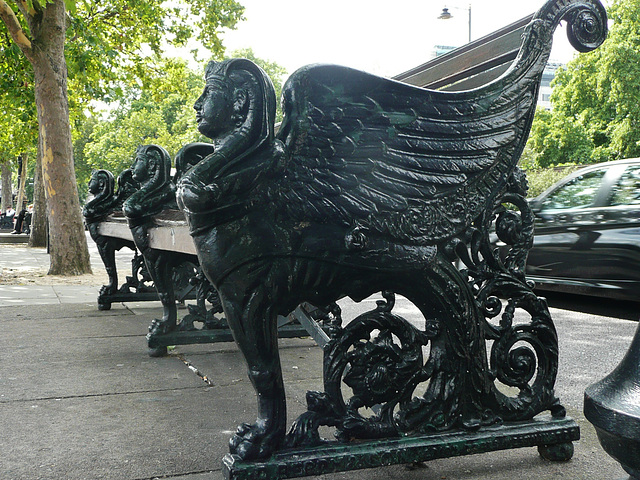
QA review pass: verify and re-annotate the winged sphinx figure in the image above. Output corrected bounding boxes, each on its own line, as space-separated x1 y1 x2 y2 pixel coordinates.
122 145 188 345
84 169 139 301
175 0 607 461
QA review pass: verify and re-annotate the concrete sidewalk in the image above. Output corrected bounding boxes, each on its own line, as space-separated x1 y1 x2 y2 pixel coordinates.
0 240 635 479
0 232 130 308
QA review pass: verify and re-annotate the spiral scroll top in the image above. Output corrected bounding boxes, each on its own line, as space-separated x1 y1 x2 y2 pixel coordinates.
565 4 608 53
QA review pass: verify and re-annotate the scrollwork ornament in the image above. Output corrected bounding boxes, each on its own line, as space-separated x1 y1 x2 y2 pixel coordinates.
494 193 534 275
327 308 429 440
285 297 434 448
445 165 562 422
565 4 608 52
487 293 560 420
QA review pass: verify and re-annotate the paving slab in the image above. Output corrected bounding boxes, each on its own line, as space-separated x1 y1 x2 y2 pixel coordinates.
0 300 632 480
1 386 241 480
163 348 625 480
0 304 153 338
553 307 637 410
0 285 62 305
0 244 50 269
0 231 133 270
0 284 103 307
0 304 203 400
178 335 629 480
53 285 103 304
0 339 203 402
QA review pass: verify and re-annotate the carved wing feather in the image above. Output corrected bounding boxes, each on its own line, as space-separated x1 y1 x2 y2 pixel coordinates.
275 63 537 244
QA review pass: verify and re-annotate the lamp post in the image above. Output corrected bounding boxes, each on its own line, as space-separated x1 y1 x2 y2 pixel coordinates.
438 4 472 43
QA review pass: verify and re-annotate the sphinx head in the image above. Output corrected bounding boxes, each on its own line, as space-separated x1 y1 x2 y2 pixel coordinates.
132 145 171 186
84 169 116 220
194 59 276 144
123 145 175 220
88 169 114 196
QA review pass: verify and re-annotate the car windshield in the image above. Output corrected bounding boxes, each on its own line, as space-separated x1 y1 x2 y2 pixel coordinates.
540 168 607 211
610 165 640 206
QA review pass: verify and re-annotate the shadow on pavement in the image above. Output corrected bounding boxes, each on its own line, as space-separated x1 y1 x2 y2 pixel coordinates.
540 291 639 321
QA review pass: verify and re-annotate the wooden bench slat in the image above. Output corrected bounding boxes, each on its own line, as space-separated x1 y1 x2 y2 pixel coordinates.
393 14 533 89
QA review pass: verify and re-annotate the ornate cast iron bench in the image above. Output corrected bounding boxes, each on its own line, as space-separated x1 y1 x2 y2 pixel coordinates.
164 0 607 478
83 168 162 311
82 3 573 360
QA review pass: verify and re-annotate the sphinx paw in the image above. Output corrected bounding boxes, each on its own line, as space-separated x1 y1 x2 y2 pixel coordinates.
99 284 116 296
147 318 175 336
228 422 281 461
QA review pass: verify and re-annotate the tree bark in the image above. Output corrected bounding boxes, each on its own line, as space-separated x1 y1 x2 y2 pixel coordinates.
15 154 28 211
29 141 47 248
1 161 11 211
27 0 90 274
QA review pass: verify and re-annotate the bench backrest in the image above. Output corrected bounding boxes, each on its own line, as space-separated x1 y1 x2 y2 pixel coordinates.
393 14 533 91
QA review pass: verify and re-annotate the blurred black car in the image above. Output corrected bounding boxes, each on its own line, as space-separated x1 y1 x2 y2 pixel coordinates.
499 158 640 302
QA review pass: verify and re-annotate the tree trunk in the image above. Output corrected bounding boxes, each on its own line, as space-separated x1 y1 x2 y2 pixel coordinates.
29 0 90 274
1 161 11 211
29 141 47 248
15 154 28 211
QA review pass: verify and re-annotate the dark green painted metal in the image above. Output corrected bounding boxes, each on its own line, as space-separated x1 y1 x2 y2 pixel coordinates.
172 0 606 466
83 169 156 310
98 291 160 310
85 165 329 352
84 0 608 475
585 322 640 479
222 416 579 480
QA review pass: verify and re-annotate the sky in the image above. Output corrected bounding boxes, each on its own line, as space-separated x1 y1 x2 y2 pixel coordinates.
219 0 607 79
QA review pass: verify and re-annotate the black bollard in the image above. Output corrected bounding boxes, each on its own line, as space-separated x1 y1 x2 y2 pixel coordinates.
584 321 640 479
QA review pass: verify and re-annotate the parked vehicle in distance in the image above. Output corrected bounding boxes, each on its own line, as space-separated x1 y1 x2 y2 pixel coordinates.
497 158 640 302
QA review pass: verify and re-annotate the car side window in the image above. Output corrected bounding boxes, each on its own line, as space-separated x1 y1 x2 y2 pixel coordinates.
610 165 640 206
540 168 607 211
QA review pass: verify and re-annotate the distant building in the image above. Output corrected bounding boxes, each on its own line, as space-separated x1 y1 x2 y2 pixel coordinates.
538 62 563 110
432 45 457 58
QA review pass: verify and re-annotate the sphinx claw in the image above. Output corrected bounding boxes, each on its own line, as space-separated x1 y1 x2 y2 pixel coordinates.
147 318 174 336
228 422 282 461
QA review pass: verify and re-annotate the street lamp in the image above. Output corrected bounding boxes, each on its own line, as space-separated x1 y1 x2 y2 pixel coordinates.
438 4 472 43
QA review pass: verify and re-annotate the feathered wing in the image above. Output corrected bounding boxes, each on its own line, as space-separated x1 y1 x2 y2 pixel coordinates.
275 61 539 245
271 0 608 246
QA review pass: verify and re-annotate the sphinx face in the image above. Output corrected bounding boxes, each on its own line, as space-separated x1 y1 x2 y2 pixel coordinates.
194 84 234 139
88 175 101 195
131 154 150 183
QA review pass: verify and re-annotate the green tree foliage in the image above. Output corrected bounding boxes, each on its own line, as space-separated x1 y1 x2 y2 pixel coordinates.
522 165 581 199
0 0 243 274
79 51 288 178
0 34 37 162
525 108 593 168
2 0 244 128
0 40 38 207
525 0 640 168
80 58 206 175
64 1 244 110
